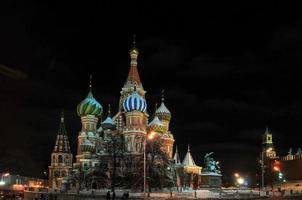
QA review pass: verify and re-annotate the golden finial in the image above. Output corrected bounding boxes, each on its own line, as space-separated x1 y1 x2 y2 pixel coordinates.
61 110 64 123
89 74 92 92
161 89 165 102
108 104 111 115
154 102 158 116
130 34 139 56
133 34 136 48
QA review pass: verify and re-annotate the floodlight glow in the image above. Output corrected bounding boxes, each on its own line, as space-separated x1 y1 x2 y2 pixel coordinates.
0 181 5 186
148 131 156 140
237 177 244 185
273 166 280 171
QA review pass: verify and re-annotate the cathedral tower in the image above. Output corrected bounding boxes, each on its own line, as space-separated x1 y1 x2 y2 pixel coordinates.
118 36 146 112
123 89 148 154
262 127 276 158
155 91 174 159
48 112 73 190
76 77 103 163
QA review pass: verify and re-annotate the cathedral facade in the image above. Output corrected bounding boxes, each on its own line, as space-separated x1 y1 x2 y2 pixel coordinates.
48 43 175 190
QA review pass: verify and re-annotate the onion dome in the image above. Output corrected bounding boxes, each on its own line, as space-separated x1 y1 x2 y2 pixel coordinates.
77 77 103 117
80 139 95 153
123 90 147 112
101 104 116 130
155 90 171 120
148 116 164 133
156 102 171 121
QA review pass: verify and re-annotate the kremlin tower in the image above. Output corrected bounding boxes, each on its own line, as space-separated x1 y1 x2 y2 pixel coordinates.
262 127 276 158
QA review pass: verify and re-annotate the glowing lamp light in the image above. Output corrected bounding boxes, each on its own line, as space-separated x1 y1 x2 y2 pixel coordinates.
148 131 156 140
237 177 245 185
273 166 280 171
0 181 5 186
234 173 240 178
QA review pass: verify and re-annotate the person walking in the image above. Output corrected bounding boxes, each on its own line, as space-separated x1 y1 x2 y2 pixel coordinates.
112 191 116 200
106 191 111 200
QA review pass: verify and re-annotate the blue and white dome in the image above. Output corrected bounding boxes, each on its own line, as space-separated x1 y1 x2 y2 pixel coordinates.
123 91 147 112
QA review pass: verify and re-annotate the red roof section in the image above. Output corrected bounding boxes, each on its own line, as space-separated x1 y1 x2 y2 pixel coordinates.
127 64 141 84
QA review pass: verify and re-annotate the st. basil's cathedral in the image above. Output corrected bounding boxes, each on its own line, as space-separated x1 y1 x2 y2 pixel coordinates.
48 41 183 190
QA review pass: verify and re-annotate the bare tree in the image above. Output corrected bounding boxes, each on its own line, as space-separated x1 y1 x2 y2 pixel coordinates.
146 140 174 192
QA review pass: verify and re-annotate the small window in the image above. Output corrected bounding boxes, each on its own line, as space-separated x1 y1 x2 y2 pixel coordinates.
58 155 63 163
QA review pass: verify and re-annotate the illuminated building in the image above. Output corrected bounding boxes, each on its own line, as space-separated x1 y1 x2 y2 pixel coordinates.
173 145 202 189
181 145 202 174
48 40 176 190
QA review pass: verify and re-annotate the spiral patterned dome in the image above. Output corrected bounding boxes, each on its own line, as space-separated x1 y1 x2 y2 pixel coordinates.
77 91 103 117
80 139 95 153
148 116 164 133
156 102 171 121
123 91 147 112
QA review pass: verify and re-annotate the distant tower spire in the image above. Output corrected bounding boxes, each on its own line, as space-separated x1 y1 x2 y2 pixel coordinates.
188 144 190 152
173 146 181 165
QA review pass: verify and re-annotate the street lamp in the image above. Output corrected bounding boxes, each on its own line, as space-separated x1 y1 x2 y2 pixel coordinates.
0 173 10 186
143 131 156 197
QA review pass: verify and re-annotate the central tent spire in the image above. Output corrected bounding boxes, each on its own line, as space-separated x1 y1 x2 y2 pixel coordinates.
127 34 141 85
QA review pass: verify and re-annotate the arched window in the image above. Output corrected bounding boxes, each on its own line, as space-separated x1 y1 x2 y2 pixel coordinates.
52 155 56 163
61 171 66 177
58 155 63 163
65 155 69 163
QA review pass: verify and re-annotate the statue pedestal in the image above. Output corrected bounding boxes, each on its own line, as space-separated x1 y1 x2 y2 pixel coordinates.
199 171 222 188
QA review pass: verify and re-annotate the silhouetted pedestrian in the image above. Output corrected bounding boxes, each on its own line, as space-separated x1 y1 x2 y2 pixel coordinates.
106 191 111 200
112 191 116 200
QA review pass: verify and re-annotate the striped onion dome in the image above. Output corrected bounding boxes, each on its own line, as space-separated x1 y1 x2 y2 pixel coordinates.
148 116 164 133
155 102 171 121
80 139 95 153
77 91 103 117
123 90 147 112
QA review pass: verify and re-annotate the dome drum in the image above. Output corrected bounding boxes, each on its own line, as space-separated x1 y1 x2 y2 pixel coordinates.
80 139 95 153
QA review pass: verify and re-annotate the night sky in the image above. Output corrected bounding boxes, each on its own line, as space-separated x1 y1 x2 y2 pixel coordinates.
1 1 302 179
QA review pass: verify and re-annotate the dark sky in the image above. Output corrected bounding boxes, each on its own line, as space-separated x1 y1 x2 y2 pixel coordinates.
1 1 302 179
